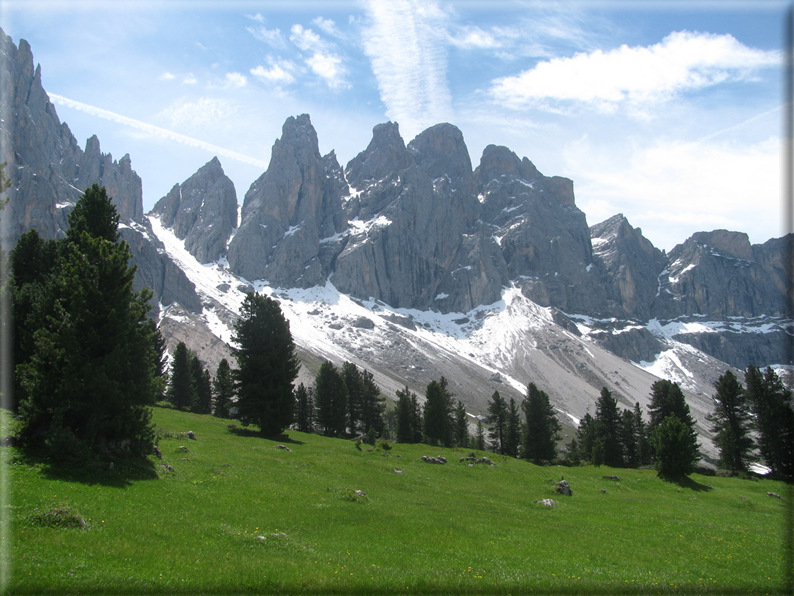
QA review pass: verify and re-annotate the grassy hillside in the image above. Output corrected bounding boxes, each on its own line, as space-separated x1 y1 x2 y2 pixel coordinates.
5 406 791 594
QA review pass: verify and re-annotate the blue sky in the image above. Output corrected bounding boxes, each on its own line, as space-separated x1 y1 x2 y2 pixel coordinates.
0 0 786 251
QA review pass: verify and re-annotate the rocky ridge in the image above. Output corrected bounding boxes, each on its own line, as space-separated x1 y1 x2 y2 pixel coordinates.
3 30 791 457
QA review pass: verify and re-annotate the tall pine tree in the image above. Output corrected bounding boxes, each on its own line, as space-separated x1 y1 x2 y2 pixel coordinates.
707 370 753 473
14 185 160 459
232 293 299 437
212 358 235 418
166 342 195 410
423 378 453 447
294 383 315 433
745 366 794 478
522 383 560 464
314 361 348 437
486 391 508 454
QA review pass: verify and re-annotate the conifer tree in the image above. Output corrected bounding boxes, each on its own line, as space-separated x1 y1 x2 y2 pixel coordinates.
232 293 299 437
594 387 623 467
522 383 560 463
576 412 596 463
453 400 469 448
633 402 651 466
358 368 385 437
423 378 453 447
294 383 315 433
651 415 699 478
212 358 235 418
745 366 794 478
504 397 521 458
314 361 348 437
342 362 362 435
14 185 159 459
474 419 486 451
166 342 195 410
708 370 753 473
395 386 418 443
646 379 699 469
189 354 213 415
486 391 508 454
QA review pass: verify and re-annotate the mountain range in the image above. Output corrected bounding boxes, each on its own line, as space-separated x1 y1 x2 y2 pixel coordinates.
2 29 791 462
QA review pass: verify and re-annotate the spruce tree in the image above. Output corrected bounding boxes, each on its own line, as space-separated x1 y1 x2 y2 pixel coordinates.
314 361 348 437
294 383 315 433
14 185 159 459
576 412 596 463
594 387 623 467
646 379 699 469
504 397 521 458
232 293 299 437
358 369 385 437
423 378 453 447
453 400 469 448
745 366 794 478
342 362 362 435
189 354 212 414
474 419 486 451
486 391 508 454
166 342 195 410
522 383 560 464
395 386 417 443
651 415 699 478
212 358 235 418
707 370 753 473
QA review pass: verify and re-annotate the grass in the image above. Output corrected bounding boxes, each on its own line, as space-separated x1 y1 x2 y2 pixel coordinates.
3 406 792 594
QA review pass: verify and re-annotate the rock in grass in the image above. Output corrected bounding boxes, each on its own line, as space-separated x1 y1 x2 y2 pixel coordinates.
187 431 197 440
276 444 292 452
768 492 782 499
536 499 557 507
555 479 572 496
153 445 162 459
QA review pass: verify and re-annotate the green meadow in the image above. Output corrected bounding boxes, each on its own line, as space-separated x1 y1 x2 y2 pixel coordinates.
4 406 791 595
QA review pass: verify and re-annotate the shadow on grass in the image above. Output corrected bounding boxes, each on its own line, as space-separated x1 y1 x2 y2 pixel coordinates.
225 424 305 445
661 474 714 492
15 448 158 488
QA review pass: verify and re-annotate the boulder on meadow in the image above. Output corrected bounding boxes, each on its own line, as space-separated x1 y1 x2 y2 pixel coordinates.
555 479 572 496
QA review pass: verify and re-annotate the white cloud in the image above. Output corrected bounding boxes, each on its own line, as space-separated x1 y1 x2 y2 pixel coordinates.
245 13 265 23
224 72 247 88
247 26 286 49
48 94 267 169
449 26 501 50
159 71 176 81
306 52 347 89
182 73 197 85
566 135 782 250
250 60 297 86
361 0 453 139
312 17 342 38
290 24 324 53
490 31 780 112
158 97 236 129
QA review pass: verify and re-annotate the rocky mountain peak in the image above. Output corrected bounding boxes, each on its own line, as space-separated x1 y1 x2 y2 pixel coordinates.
475 144 541 189
345 121 414 190
689 230 754 262
150 156 237 264
407 122 474 197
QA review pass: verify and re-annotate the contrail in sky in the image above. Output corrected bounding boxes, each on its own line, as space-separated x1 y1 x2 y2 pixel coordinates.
48 93 269 169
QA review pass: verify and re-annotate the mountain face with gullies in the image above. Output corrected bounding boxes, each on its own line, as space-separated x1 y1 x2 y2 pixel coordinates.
3 29 791 460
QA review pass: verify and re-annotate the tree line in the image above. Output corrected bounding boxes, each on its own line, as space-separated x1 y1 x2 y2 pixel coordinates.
9 186 793 482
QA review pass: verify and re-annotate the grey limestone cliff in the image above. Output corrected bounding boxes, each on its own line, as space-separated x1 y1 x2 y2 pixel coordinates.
151 157 237 264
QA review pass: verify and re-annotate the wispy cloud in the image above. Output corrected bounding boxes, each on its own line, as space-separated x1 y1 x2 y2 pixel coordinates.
49 94 268 169
490 31 780 112
288 23 348 90
182 73 198 85
361 0 453 139
250 59 298 86
159 71 176 81
247 25 286 49
224 72 247 89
